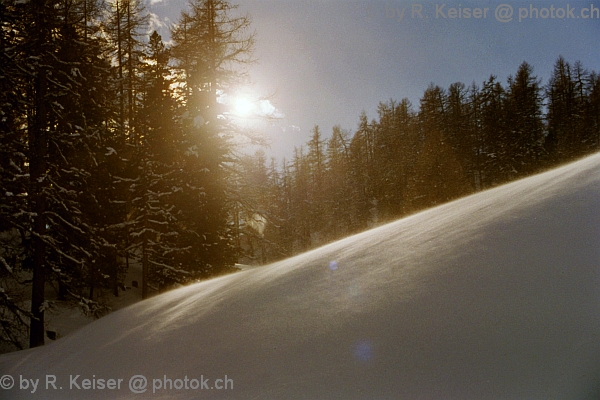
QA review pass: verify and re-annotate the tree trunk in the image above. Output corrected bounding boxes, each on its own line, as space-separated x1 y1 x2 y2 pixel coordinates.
29 0 49 347
116 0 124 134
113 252 120 297
142 239 148 299
89 264 95 300
126 1 134 143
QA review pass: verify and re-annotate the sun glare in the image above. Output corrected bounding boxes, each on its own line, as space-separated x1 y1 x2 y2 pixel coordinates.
233 96 255 117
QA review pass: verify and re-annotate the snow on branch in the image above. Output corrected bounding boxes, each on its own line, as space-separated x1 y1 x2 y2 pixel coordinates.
0 256 13 273
46 211 85 235
148 260 190 275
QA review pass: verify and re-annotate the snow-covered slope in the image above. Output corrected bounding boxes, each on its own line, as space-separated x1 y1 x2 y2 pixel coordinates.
2 154 600 399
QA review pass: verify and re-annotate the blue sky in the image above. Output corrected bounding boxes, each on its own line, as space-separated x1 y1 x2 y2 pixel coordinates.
149 0 600 158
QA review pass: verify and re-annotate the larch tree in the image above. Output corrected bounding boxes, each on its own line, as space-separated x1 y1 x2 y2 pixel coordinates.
444 82 475 194
130 31 184 297
0 0 118 349
324 125 352 239
103 0 148 293
104 0 148 142
465 83 487 190
371 99 416 219
0 0 33 350
584 71 600 152
306 126 326 242
289 146 311 251
545 57 593 162
348 112 376 230
503 61 545 179
168 0 255 278
479 75 508 186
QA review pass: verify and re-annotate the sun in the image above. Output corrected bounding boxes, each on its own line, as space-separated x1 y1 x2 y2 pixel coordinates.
232 96 255 117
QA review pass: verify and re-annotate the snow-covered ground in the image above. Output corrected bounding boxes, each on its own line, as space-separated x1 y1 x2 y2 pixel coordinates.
41 261 144 343
1 153 600 399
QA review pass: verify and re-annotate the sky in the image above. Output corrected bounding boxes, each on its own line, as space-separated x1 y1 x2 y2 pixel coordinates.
147 0 600 158
2 151 600 398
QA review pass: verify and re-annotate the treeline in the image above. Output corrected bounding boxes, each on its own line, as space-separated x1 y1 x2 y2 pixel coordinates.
238 59 600 264
0 0 254 350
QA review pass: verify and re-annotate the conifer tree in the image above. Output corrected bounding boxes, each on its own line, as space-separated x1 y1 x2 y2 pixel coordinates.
445 82 475 193
289 147 311 251
479 76 508 186
105 0 148 142
168 0 254 277
503 62 545 178
545 57 593 162
306 126 326 242
324 126 352 238
0 0 120 348
371 99 416 219
263 157 295 260
235 150 270 263
0 0 33 350
127 31 185 297
348 112 376 230
465 83 487 190
584 71 600 152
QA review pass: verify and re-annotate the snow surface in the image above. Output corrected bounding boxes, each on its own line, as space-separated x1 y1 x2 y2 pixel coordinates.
2 153 600 399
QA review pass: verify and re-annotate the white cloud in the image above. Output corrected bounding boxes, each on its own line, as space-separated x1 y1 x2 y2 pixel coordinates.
258 99 284 119
147 12 166 33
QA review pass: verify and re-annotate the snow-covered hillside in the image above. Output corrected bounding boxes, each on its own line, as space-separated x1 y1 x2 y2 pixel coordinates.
2 154 600 399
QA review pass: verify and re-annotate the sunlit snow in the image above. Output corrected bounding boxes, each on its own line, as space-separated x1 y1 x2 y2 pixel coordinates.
1 153 600 399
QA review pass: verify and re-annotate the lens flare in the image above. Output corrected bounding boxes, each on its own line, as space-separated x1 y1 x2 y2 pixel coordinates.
233 96 255 116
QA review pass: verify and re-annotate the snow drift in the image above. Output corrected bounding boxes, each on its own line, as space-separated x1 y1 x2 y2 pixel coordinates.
2 154 600 399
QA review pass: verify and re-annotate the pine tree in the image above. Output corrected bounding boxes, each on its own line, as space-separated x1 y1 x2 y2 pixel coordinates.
306 126 326 243
371 99 416 219
102 0 150 296
583 70 600 152
289 146 312 251
503 61 545 178
0 0 33 350
104 0 148 142
0 0 120 348
465 83 487 190
324 126 352 239
545 57 596 162
168 0 254 278
46 0 118 309
406 85 469 211
371 101 396 220
479 75 508 186
127 31 186 297
445 82 475 194
268 157 295 259
71 0 126 301
348 112 376 230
